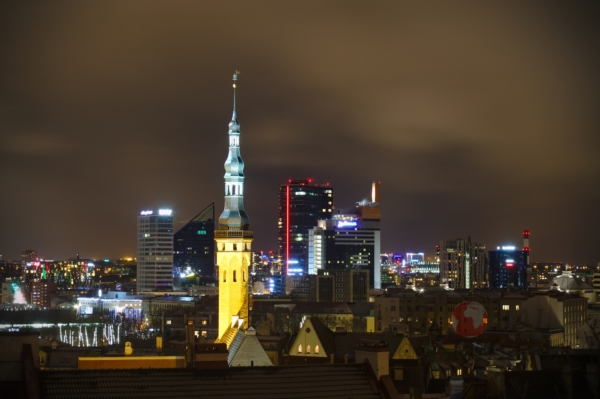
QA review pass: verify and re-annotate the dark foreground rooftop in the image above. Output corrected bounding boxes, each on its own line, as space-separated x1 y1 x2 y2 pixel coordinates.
39 363 384 399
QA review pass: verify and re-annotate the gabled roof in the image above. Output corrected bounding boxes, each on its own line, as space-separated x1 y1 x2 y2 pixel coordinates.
288 318 335 358
38 364 385 399
228 328 272 367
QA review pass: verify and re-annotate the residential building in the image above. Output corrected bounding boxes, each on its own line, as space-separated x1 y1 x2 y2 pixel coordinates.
31 279 56 309
439 238 487 289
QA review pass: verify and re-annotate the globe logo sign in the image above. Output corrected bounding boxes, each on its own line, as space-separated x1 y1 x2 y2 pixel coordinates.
451 301 488 338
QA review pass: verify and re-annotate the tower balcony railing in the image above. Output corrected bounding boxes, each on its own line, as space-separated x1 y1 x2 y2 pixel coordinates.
215 230 254 238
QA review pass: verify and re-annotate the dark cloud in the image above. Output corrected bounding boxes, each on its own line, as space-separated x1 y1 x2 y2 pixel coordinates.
0 1 599 264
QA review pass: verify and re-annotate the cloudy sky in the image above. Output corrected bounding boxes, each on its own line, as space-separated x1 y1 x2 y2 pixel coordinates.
1 1 598 264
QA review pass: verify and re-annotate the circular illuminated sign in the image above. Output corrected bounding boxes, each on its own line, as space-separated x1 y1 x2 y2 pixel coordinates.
451 301 488 338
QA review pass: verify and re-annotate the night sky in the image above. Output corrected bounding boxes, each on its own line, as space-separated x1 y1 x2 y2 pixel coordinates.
1 2 599 264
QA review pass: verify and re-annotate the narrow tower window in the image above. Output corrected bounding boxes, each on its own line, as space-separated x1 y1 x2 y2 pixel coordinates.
306 345 311 354
298 345 302 354
233 270 237 282
315 345 320 354
223 270 226 283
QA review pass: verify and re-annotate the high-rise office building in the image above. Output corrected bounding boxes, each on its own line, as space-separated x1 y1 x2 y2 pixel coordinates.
488 246 528 289
439 238 487 289
173 202 216 277
307 182 381 289
136 209 174 292
215 72 253 342
278 178 333 275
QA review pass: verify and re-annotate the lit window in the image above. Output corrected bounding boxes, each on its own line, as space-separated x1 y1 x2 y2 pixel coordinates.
502 305 509 311
298 345 303 353
515 305 520 311
315 345 319 354
307 345 311 353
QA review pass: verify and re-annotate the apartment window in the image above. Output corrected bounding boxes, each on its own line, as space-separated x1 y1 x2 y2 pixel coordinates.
391 306 396 311
515 305 520 311
502 305 509 311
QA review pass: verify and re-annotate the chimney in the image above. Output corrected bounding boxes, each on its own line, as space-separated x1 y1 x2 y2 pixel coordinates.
355 339 389 380
124 342 133 356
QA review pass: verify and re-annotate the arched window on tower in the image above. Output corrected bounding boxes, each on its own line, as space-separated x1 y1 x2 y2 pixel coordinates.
233 270 237 282
232 185 236 195
243 270 246 282
223 270 226 283
306 345 311 354
315 345 320 354
298 345 302 354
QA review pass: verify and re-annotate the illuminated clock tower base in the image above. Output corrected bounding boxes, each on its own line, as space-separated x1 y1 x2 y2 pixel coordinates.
215 229 253 341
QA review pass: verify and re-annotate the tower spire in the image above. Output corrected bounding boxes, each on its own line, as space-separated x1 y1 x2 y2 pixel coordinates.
232 70 240 119
218 70 249 230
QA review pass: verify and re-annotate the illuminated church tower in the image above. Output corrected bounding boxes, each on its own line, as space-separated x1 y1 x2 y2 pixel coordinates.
215 71 253 342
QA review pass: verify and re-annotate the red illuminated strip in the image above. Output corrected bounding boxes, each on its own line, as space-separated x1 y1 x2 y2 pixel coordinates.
286 185 290 275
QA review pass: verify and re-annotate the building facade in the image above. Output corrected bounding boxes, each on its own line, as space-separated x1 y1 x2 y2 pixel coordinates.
215 72 253 341
278 178 334 275
488 246 528 289
439 238 487 289
136 209 174 292
174 202 216 277
307 182 381 288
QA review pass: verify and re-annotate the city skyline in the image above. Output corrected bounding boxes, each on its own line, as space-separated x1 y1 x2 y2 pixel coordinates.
1 2 599 264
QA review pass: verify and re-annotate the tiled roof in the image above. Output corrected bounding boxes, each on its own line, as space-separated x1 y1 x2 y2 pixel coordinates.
504 370 568 399
39 363 384 399
228 329 273 367
334 332 404 361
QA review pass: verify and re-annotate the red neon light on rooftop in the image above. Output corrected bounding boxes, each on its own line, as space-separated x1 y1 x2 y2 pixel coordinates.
286 185 290 276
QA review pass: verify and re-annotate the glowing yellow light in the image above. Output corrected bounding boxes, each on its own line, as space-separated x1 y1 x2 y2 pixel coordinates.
233 84 236 88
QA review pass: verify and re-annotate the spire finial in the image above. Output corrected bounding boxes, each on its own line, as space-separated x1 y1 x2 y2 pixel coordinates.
232 71 240 115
